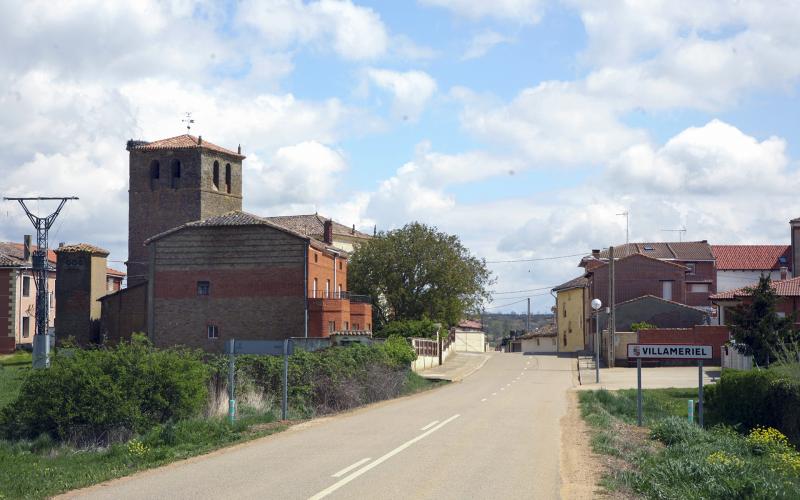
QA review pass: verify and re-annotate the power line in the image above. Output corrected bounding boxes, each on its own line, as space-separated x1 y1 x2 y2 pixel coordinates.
483 298 529 310
485 251 589 264
490 285 561 295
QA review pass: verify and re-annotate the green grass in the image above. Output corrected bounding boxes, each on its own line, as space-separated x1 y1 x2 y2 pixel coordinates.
0 411 286 500
580 388 800 499
0 368 27 411
0 352 31 368
401 371 447 395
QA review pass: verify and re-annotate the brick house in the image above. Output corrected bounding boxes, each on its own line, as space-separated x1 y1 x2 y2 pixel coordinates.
142 211 371 351
712 244 791 293
266 214 371 253
0 242 124 353
710 275 800 325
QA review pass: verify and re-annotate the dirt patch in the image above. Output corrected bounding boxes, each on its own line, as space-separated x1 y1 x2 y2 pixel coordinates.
560 390 608 499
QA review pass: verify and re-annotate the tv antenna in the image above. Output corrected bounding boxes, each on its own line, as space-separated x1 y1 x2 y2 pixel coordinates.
4 196 78 367
661 226 687 242
182 112 194 133
617 210 629 245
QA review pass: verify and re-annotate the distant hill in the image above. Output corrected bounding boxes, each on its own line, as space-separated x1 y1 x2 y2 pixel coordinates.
477 312 554 345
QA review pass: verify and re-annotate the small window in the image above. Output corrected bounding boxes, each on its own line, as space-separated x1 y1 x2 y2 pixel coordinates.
562 305 566 318
197 281 210 296
325 279 330 298
49 292 54 309
643 245 654 251
150 160 160 189
312 278 318 297
367 323 371 331
339 261 342 270
689 283 710 293
328 321 335 333
345 321 349 331
212 161 220 190
337 284 342 297
225 163 232 194
777 312 787 318
207 325 219 339
314 253 318 263
22 317 30 337
662 281 673 300
686 263 696 275
107 278 114 292
22 276 30 297
170 159 181 189
780 256 788 264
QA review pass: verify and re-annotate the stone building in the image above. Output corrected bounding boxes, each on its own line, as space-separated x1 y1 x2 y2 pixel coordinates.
101 134 371 350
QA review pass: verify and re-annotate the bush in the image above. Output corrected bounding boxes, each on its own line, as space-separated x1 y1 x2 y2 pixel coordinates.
376 319 439 339
705 367 800 446
650 417 709 446
0 335 208 444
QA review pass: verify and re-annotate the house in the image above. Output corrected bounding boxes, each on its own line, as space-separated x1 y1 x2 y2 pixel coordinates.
512 322 558 353
712 245 791 292
710 275 800 325
582 241 716 308
585 252 691 307
265 214 371 253
96 134 371 351
0 241 124 353
552 276 588 352
453 320 487 352
598 295 709 330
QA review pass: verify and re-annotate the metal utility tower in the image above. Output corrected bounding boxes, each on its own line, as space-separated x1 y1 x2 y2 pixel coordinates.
4 197 77 365
661 227 687 242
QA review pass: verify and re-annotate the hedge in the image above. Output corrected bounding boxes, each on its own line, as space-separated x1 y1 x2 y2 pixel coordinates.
705 367 800 445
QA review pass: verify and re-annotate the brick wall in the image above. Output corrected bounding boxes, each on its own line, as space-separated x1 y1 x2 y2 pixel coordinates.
308 297 351 337
54 250 107 346
683 260 716 306
591 254 687 306
150 224 306 352
349 302 372 331
99 283 147 344
307 248 347 297
0 268 14 353
638 325 730 363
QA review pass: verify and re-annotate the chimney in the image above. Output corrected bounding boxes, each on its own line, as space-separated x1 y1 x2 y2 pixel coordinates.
58 242 65 248
352 224 355 235
197 135 202 145
323 219 333 244
23 235 31 261
238 144 241 155
591 249 600 258
781 266 788 280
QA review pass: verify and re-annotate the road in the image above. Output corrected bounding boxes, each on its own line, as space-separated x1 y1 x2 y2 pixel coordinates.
65 353 576 500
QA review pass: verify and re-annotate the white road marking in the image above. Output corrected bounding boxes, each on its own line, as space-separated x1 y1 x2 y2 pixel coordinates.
481 398 487 402
332 458 371 478
310 414 461 500
500 387 505 391
420 420 439 431
492 392 497 396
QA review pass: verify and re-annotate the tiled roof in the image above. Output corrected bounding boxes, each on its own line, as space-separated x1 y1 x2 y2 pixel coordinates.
518 323 557 339
127 134 245 159
711 245 791 271
106 267 126 277
710 276 800 300
54 243 109 256
265 214 371 240
553 276 588 292
615 294 708 312
593 241 713 261
0 242 57 265
589 252 689 271
144 210 343 254
457 319 483 330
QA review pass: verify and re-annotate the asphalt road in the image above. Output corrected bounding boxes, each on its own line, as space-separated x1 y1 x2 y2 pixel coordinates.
65 353 576 500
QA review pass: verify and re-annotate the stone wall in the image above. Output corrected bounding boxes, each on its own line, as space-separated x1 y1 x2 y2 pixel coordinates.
0 268 14 353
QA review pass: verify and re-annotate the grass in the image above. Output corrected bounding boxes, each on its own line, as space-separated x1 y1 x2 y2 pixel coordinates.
0 352 31 368
580 388 800 499
0 352 29 412
0 367 446 499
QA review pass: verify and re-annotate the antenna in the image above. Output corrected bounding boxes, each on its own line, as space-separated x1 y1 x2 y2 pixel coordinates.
182 112 195 133
661 226 687 242
4 196 78 368
616 211 629 245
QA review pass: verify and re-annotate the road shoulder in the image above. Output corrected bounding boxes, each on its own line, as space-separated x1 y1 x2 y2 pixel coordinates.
559 390 606 500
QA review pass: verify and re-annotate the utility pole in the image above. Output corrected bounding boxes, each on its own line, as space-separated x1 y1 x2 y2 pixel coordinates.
617 211 629 245
607 245 615 369
661 227 687 242
526 298 530 332
4 196 78 368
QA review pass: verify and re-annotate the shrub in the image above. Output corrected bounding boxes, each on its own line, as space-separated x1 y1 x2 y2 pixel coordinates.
705 368 800 445
376 319 440 339
650 417 709 446
378 335 417 367
0 335 208 444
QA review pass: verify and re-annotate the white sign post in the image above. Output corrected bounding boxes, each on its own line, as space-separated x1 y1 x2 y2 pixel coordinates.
627 344 712 426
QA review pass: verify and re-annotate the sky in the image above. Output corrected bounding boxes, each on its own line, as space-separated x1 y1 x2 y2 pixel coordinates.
1 0 800 314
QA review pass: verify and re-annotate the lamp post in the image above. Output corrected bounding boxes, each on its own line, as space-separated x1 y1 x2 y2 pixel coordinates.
591 298 602 383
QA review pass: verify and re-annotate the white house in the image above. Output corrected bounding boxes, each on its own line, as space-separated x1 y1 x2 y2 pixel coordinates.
711 245 791 293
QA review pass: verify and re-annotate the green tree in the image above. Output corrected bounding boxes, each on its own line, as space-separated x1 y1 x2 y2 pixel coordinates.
348 222 493 328
728 275 799 366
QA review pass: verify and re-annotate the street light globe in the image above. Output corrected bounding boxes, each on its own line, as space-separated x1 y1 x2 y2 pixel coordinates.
591 298 602 310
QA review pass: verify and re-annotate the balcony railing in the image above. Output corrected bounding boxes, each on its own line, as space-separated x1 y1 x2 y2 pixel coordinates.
308 290 371 303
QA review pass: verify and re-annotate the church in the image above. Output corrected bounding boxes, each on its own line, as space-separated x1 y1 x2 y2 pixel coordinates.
89 134 371 352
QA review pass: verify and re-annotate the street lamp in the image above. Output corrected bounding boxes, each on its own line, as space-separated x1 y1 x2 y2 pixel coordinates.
591 298 602 383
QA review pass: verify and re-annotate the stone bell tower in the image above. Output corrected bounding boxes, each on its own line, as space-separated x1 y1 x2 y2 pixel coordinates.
126 134 245 285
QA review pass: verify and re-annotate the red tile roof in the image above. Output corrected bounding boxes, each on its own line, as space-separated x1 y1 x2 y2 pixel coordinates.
54 243 109 256
106 267 126 278
265 214 371 240
128 134 245 159
710 275 800 300
711 245 791 271
592 241 713 261
457 319 483 330
0 242 57 265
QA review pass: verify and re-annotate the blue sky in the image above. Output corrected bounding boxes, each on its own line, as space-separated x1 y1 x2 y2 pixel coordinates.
1 0 799 314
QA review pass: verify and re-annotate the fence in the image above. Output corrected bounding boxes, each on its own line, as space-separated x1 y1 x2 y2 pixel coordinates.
411 331 455 372
721 344 753 370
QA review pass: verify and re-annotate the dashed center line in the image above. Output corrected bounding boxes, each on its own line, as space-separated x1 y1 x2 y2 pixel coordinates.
481 398 487 402
332 458 371 478
492 392 497 396
420 420 439 431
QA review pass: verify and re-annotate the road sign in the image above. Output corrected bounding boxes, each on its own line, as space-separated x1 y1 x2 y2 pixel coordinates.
627 344 712 360
228 339 294 356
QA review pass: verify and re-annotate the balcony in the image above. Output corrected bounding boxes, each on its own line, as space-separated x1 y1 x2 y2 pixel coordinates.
308 290 371 303
307 291 373 337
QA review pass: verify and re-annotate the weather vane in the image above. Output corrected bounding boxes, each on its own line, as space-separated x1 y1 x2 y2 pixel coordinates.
182 112 194 133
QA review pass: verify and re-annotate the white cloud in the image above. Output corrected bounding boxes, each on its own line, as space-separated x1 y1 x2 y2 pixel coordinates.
237 0 389 61
366 68 437 121
462 30 513 60
419 0 545 24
